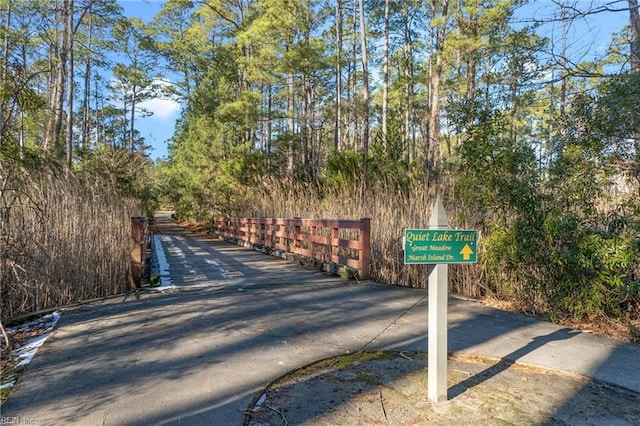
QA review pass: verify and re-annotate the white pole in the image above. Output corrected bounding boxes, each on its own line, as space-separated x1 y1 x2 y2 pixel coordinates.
428 195 448 402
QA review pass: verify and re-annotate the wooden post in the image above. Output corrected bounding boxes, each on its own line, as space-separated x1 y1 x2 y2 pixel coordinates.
130 216 144 289
428 195 448 402
311 224 317 259
294 220 301 252
331 226 339 260
359 217 371 279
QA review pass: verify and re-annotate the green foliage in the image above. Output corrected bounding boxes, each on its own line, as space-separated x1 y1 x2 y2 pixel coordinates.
164 103 257 219
322 148 363 190
141 0 640 326
481 200 640 321
452 106 540 227
216 89 261 127
541 211 639 319
74 147 157 216
449 88 640 321
320 119 415 195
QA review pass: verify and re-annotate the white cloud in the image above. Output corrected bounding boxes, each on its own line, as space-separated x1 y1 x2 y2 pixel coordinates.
140 79 181 119
109 77 182 120
140 96 181 119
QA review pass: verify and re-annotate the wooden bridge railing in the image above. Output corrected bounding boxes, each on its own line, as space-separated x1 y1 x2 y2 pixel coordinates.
211 217 371 279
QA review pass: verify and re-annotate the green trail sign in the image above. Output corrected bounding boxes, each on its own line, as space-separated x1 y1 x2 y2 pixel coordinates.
404 229 478 264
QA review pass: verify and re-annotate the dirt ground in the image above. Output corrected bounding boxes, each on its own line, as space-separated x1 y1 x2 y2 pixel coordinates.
244 351 640 426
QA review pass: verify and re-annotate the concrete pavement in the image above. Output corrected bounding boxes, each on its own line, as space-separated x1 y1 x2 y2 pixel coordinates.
2 213 639 425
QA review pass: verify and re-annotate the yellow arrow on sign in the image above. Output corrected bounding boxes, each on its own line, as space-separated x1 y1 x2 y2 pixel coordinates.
460 244 474 260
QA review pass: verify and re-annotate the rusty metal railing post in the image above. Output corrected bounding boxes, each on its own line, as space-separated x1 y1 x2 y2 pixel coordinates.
130 216 145 289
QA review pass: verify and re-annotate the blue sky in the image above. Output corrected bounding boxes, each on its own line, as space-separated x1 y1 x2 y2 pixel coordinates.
118 0 179 161
117 0 628 160
516 1 628 61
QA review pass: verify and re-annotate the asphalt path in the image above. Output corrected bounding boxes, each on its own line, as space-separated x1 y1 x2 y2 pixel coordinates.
2 213 639 425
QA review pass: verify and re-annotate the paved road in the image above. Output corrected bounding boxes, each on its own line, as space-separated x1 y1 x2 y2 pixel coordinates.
3 213 639 425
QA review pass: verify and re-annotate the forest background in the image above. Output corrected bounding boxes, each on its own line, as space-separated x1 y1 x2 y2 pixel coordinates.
1 0 639 343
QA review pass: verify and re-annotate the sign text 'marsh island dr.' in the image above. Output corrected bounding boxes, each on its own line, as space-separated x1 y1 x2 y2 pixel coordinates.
403 229 477 264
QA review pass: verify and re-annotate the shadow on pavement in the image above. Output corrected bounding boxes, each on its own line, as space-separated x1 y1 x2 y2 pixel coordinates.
448 327 578 399
3 214 639 425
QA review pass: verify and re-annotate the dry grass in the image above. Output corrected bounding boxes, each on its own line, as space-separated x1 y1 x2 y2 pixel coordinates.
248 178 639 345
250 178 483 291
225 175 640 343
1 164 139 319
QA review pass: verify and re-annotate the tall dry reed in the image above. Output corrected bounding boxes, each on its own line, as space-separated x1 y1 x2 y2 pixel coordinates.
251 177 484 294
1 163 138 319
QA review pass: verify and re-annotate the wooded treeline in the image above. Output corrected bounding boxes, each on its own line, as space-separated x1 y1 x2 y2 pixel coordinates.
1 0 155 321
159 0 640 327
1 0 639 333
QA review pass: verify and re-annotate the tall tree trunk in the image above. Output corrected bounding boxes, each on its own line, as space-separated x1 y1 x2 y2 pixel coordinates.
463 1 478 125
122 98 127 149
303 73 311 175
630 0 640 72
426 0 449 187
358 0 369 155
81 7 93 150
547 70 555 172
629 0 640 182
335 0 343 151
402 3 415 163
287 65 295 173
19 45 25 151
302 7 312 176
267 84 272 155
129 88 136 153
349 0 357 149
258 85 266 153
44 0 71 155
0 0 11 144
65 0 74 169
381 0 389 140
93 76 102 147
559 4 568 120
82 59 90 149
